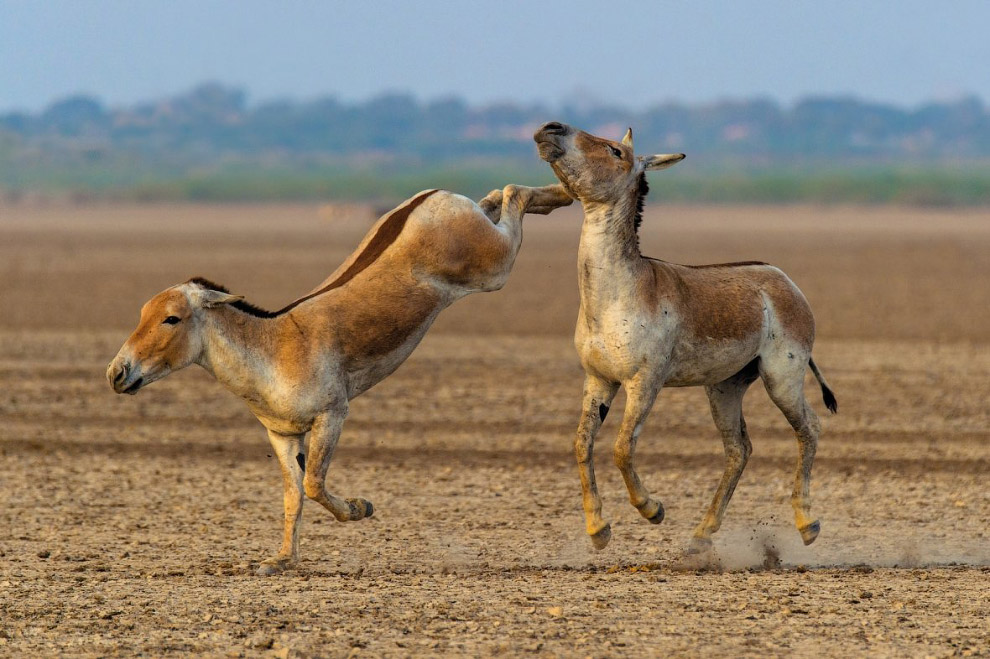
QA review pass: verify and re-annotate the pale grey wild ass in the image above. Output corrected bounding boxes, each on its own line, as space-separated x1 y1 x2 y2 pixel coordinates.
533 121 836 554
107 184 572 574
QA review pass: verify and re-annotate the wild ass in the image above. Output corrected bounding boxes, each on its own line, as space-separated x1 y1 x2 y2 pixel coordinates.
534 121 836 554
107 184 572 574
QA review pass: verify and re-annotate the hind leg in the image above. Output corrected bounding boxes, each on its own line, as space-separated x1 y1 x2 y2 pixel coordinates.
761 355 822 545
518 184 573 215
689 371 757 554
478 184 572 223
471 184 574 292
304 405 375 523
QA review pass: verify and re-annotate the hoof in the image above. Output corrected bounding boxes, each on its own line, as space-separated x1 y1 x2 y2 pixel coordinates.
346 498 374 521
799 520 821 546
640 500 665 525
256 558 292 576
589 523 612 551
686 536 713 556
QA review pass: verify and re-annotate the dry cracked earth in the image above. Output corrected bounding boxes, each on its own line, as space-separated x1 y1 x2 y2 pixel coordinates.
1 202 988 657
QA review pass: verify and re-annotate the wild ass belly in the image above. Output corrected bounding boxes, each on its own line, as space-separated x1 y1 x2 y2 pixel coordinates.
576 307 762 388
344 313 440 398
331 283 450 398
662 333 762 387
241 312 443 435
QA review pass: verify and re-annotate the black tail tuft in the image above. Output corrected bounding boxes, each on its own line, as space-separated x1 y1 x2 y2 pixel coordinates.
821 382 837 414
808 357 837 414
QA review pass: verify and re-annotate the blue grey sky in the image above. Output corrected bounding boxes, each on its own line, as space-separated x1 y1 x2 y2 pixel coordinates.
1 1 988 112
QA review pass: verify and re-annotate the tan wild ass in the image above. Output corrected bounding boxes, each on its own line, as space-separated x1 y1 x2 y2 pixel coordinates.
534 121 836 554
107 184 572 575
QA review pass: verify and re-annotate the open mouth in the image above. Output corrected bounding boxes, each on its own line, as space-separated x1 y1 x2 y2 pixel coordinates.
123 377 143 395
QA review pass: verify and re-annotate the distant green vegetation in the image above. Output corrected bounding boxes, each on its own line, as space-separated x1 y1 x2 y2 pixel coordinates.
120 164 560 204
115 168 990 206
4 158 988 207
648 168 990 206
3 83 990 205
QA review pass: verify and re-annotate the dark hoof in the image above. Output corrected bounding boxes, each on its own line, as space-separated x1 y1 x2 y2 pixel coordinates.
589 523 612 551
256 558 292 576
645 502 665 525
345 498 374 521
799 520 821 546
686 536 713 556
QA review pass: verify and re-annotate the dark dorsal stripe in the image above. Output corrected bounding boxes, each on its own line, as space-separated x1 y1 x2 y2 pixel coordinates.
186 277 280 318
293 188 440 304
642 257 768 270
187 189 440 318
684 261 768 269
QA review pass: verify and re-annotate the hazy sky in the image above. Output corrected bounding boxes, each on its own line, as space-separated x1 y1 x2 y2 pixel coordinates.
2 1 988 112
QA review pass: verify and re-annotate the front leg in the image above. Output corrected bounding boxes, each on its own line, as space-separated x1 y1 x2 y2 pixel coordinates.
258 430 305 576
613 377 665 525
574 375 619 549
303 404 374 522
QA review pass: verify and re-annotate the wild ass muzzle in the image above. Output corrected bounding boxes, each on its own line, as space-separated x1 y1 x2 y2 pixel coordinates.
534 121 836 554
107 184 572 575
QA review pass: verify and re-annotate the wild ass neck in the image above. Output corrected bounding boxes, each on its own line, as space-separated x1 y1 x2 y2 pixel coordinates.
577 196 645 305
196 306 276 399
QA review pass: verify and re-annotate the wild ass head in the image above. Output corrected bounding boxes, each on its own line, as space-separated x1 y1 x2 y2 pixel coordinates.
534 121 685 205
106 279 243 394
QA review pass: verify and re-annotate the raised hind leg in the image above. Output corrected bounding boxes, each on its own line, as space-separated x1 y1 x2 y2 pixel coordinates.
688 365 758 554
258 430 306 575
613 377 665 528
303 404 375 524
472 184 573 292
517 183 573 215
574 375 619 549
478 184 572 223
761 356 822 546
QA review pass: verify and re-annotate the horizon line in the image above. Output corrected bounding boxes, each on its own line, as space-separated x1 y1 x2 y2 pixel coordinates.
2 81 986 116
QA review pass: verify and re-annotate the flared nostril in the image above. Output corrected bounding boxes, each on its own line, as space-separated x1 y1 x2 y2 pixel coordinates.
112 363 128 385
541 121 566 134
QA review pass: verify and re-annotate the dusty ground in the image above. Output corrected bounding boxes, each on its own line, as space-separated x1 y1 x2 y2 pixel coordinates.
1 202 988 657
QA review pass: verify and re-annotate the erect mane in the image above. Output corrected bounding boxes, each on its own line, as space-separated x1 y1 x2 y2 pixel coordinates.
632 172 649 244
185 277 279 318
186 276 229 293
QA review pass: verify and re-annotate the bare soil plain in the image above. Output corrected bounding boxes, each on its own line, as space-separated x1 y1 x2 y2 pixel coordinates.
1 201 988 657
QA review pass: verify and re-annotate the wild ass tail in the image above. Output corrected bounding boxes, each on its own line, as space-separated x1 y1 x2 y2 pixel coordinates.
808 357 837 414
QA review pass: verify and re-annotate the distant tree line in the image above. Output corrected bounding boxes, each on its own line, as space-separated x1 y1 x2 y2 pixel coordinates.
2 83 989 204
4 82 990 161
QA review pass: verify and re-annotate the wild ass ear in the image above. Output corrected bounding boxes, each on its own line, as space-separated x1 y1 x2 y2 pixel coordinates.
641 153 686 171
621 127 634 149
189 287 244 308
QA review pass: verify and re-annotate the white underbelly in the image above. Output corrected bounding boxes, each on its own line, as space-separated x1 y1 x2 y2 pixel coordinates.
663 337 760 387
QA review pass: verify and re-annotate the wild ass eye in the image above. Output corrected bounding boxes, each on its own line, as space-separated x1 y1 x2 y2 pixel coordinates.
608 145 623 159
162 316 181 325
